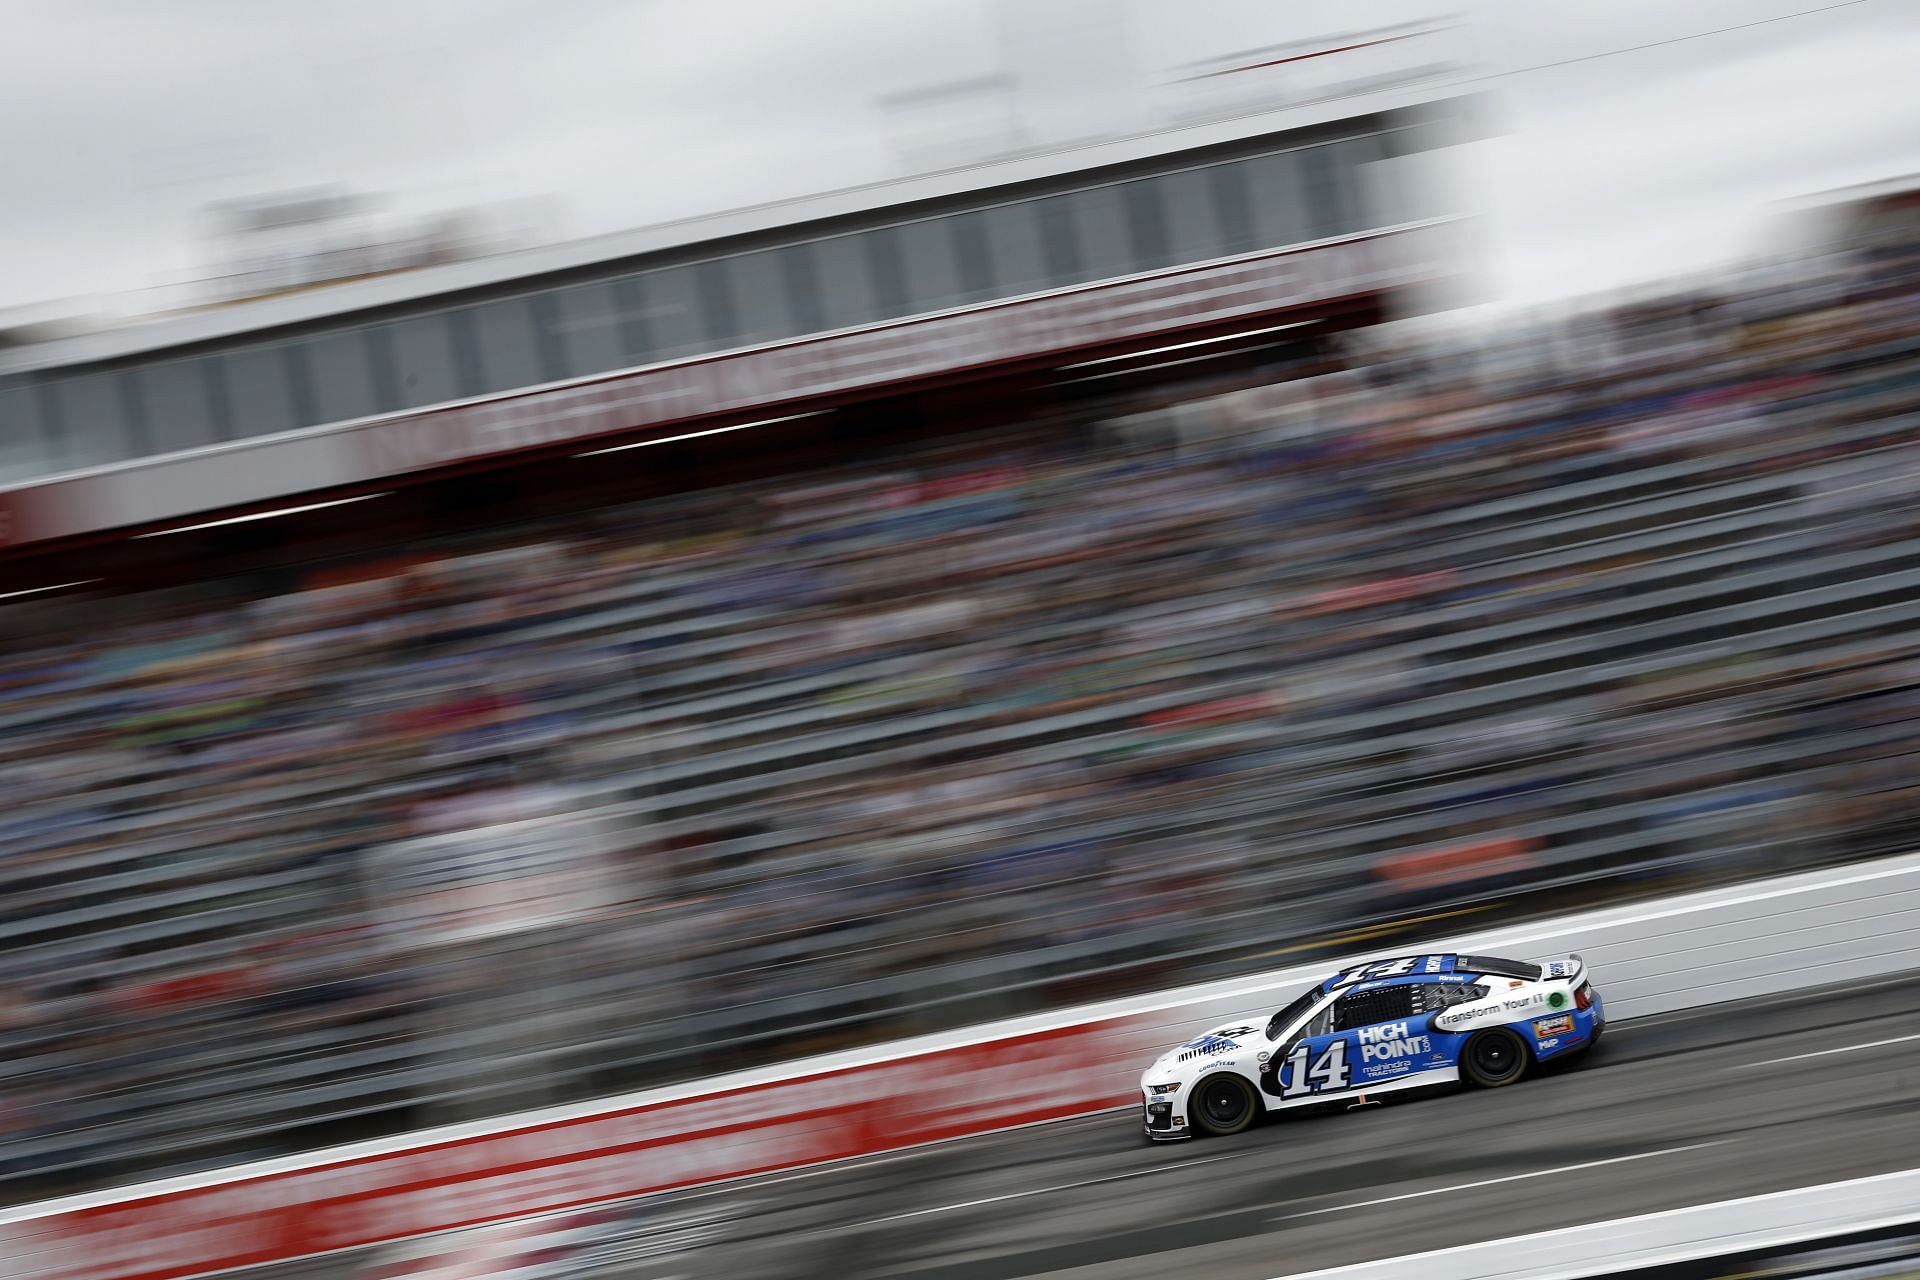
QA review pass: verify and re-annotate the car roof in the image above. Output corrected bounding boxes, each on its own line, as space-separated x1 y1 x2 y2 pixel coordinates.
1318 953 1542 993
1319 955 1460 992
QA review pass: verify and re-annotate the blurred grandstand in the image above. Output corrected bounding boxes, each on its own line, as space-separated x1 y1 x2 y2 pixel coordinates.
3 63 1920 1214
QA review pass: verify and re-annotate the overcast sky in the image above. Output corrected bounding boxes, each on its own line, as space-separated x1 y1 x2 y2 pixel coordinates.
1 0 1914 320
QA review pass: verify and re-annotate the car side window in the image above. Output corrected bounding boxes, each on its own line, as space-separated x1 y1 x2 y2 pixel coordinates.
1330 984 1419 1033
1416 982 1487 1013
1304 1003 1335 1038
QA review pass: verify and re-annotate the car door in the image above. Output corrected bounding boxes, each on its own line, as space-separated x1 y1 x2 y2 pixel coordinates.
1273 982 1426 1103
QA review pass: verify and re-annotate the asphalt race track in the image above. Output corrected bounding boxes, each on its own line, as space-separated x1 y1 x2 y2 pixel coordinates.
246 974 1920 1280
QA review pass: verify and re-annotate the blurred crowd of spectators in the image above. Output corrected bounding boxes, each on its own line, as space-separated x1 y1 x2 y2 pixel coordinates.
4 226 1920 1199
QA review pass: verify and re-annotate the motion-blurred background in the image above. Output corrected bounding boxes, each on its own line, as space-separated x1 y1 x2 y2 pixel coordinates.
1 0 1917 1224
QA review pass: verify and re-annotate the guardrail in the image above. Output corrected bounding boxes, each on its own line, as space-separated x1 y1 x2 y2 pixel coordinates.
7 850 1920 1280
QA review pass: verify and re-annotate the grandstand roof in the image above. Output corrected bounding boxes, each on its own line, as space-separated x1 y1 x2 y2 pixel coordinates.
0 79 1478 377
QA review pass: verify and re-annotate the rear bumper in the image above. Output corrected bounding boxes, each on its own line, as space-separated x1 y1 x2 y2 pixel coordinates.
1527 995 1605 1060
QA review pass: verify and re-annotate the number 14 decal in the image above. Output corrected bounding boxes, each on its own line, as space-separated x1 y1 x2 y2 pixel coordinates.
1280 1039 1350 1098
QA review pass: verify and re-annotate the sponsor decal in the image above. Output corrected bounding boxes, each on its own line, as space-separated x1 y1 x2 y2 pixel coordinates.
1423 955 1445 974
1212 1026 1259 1039
1533 1015 1574 1037
1436 1006 1487 1031
1536 1037 1561 1052
1180 1034 1240 1057
1356 1021 1433 1063
1547 991 1568 1010
1503 994 1539 1011
1507 980 1524 989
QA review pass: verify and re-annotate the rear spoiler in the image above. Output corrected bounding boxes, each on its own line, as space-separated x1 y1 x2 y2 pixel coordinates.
1459 954 1545 982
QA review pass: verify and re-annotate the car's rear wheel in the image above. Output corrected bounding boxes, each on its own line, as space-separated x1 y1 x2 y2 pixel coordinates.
1191 1073 1258 1136
1461 1028 1529 1087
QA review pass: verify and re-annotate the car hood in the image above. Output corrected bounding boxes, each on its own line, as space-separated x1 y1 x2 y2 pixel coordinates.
1148 1019 1266 1072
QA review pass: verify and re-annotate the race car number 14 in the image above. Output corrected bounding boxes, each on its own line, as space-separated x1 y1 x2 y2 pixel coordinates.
1279 1039 1350 1097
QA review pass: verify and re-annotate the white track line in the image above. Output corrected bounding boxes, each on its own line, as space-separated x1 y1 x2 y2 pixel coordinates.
1270 1141 1727 1222
1273 1165 1920 1280
843 1151 1247 1229
1733 1030 1920 1069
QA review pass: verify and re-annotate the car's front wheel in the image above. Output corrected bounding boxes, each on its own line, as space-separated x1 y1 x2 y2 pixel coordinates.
1191 1073 1259 1136
1461 1028 1530 1087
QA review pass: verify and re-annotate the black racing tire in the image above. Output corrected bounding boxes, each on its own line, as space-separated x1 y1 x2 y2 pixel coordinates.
1461 1028 1530 1088
1191 1073 1259 1136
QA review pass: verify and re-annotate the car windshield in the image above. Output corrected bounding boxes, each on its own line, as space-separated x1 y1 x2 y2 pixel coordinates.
1265 989 1320 1041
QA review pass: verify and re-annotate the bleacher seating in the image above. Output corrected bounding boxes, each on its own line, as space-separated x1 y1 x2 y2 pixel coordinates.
4 239 1920 1201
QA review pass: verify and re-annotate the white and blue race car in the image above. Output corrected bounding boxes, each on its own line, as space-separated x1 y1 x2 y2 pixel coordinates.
1140 953 1604 1140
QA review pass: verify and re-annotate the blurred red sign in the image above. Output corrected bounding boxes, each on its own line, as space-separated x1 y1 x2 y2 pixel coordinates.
1301 570 1457 615
4 1014 1162 1280
1375 836 1542 893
